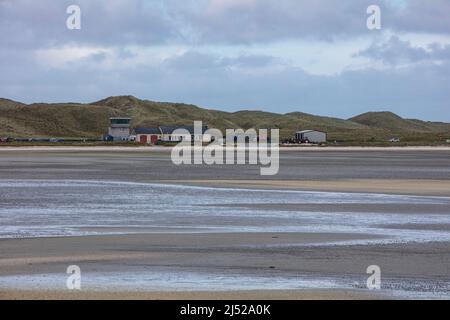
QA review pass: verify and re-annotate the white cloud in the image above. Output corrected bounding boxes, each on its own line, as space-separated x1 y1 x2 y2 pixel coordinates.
35 46 113 69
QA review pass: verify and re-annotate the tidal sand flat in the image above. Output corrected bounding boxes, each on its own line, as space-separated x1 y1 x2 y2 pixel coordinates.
0 149 449 299
1 179 450 299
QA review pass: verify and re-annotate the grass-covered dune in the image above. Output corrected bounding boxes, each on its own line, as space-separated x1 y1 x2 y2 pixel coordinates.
1 96 449 144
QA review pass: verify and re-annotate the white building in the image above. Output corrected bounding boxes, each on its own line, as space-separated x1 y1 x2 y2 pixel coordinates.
134 127 162 144
159 125 211 143
134 125 211 144
108 118 131 141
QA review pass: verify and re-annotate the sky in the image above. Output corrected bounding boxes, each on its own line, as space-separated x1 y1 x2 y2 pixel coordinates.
1 0 449 121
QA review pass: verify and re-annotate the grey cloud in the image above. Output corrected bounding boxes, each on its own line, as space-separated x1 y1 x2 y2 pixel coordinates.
428 43 450 61
384 0 450 36
2 0 450 50
0 0 176 49
356 36 450 65
164 51 222 71
168 0 379 44
164 51 281 71
222 55 281 68
164 0 450 44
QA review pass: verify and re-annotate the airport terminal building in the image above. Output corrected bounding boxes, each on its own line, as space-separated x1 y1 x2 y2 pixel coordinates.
108 118 131 141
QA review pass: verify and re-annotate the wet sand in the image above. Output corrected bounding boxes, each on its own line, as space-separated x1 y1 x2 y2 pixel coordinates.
1 233 449 299
0 233 386 300
0 233 382 279
1 148 449 299
0 289 383 300
1 148 450 181
164 179 450 197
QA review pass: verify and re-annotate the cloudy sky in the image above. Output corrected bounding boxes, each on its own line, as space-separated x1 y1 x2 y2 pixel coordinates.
1 0 449 121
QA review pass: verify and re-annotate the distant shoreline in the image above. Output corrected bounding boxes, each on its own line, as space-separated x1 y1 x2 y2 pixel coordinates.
1 145 450 152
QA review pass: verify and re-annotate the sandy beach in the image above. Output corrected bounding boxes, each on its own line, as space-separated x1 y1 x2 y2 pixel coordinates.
3 0 450 304
0 289 383 300
0 148 449 299
0 233 383 300
1 233 448 300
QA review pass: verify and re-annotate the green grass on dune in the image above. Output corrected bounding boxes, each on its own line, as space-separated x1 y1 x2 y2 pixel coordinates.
1 95 449 145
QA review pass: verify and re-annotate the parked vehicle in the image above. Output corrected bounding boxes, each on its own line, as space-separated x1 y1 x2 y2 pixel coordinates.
0 137 13 143
103 135 114 142
30 138 51 142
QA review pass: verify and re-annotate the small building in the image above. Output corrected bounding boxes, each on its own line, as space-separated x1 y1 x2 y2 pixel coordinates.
295 130 327 144
135 127 161 144
159 125 210 143
108 118 131 141
134 125 211 144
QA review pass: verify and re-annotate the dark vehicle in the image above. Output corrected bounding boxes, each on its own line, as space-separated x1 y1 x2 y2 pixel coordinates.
103 135 114 142
30 138 51 142
0 137 13 143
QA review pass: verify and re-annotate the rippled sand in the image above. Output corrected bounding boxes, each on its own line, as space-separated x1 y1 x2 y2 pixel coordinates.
0 149 449 299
